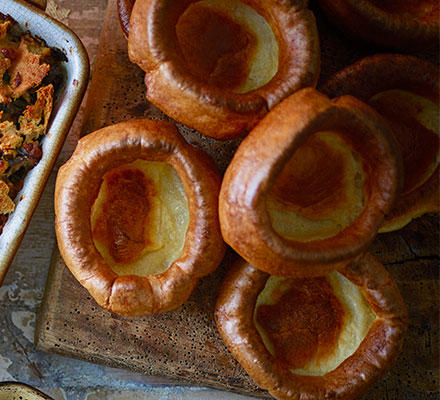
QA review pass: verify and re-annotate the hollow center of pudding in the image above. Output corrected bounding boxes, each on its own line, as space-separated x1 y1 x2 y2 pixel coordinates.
254 272 376 376
369 0 438 18
176 0 278 93
266 131 365 242
369 89 439 195
91 160 189 277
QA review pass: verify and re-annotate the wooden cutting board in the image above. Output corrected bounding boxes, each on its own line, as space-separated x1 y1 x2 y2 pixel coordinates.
35 1 439 398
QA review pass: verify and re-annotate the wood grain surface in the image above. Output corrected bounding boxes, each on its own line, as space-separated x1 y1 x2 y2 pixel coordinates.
35 1 439 399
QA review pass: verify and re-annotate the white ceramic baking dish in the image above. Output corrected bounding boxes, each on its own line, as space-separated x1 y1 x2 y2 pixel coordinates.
0 0 89 284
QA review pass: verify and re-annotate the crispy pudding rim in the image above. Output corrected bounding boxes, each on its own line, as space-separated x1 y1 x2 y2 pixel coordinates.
117 0 134 38
219 88 402 277
54 119 225 316
215 253 408 400
321 54 439 233
127 0 320 139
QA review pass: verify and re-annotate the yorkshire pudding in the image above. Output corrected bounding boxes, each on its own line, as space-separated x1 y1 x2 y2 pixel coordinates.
319 0 439 51
219 88 402 277
215 253 408 400
128 0 320 140
322 54 439 233
55 119 225 316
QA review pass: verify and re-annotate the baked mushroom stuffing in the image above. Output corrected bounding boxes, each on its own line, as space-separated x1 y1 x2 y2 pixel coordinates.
0 13 66 233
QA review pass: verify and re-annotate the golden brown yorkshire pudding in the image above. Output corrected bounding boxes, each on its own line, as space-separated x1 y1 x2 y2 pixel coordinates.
128 0 320 140
319 0 439 51
54 119 225 316
117 0 135 38
219 88 402 278
215 253 408 400
321 54 439 233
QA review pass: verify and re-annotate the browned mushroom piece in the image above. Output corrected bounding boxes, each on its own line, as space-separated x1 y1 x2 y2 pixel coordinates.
215 253 408 400
117 0 135 38
321 54 439 233
55 119 225 316
219 88 402 277
127 0 320 140
319 0 439 51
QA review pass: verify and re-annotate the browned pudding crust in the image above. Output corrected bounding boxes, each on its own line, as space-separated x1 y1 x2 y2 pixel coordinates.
321 54 439 232
91 167 158 264
256 277 344 370
176 4 257 92
215 253 408 400
369 93 437 195
219 87 402 277
128 0 320 140
270 133 353 220
319 0 439 51
55 119 226 316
